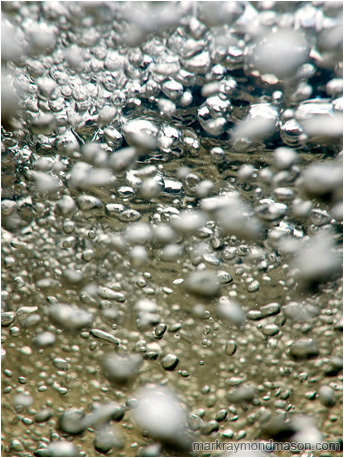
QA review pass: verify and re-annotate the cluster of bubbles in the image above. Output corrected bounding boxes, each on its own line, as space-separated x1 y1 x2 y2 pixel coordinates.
1 1 343 457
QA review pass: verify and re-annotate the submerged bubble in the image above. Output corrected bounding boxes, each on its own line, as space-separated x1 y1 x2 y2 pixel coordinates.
108 147 137 173
246 29 309 79
52 358 69 371
94 426 124 454
76 195 103 211
49 304 94 331
318 385 336 407
122 119 159 150
34 409 53 423
217 298 245 326
289 338 319 360
185 270 220 299
225 340 237 356
90 329 120 346
83 403 125 429
58 409 86 435
45 441 77 457
161 353 179 371
232 103 279 142
102 353 142 385
133 385 190 449
1 311 16 327
32 332 56 348
293 231 342 289
118 208 142 222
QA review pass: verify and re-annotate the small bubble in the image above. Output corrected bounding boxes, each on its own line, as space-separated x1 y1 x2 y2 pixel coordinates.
161 354 179 371
247 280 260 293
225 340 237 356
185 270 220 299
58 387 68 395
52 358 69 371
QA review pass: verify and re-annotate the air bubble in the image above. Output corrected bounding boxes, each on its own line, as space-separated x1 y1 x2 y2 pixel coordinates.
122 119 159 151
97 286 125 302
1 311 16 327
247 280 260 293
1 3 342 455
118 209 142 222
186 270 220 299
289 338 319 360
76 195 103 211
225 340 237 356
90 329 120 346
94 426 124 454
133 385 190 448
161 354 179 371
49 303 94 331
52 358 69 371
32 332 56 348
217 298 245 326
102 353 142 385
58 409 86 435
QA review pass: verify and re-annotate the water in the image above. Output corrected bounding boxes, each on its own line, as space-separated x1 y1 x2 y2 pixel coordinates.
1 1 343 457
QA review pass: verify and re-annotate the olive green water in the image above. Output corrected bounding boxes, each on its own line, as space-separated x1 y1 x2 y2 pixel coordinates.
2 141 343 456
